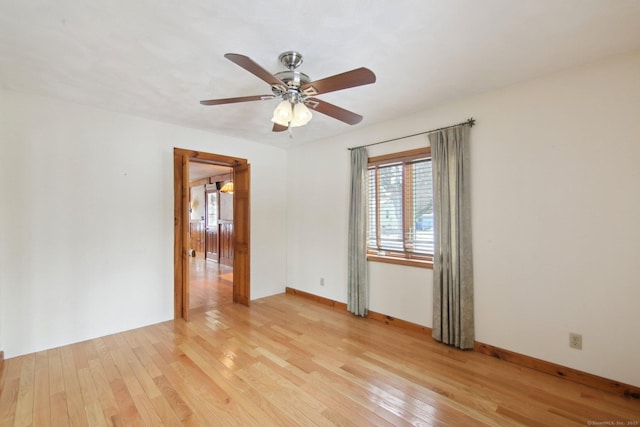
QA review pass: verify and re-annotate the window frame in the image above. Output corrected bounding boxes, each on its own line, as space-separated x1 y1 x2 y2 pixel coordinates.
367 147 433 269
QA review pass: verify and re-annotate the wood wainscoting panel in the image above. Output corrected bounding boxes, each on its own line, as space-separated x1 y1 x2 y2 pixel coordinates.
205 225 219 262
189 220 205 257
219 220 234 266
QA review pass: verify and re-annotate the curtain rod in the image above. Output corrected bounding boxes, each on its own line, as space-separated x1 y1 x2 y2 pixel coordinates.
347 117 476 151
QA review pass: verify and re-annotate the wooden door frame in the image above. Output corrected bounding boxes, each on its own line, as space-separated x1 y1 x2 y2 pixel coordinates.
173 148 250 320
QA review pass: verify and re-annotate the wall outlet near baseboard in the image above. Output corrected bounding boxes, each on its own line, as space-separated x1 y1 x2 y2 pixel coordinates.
569 333 582 350
320 277 325 286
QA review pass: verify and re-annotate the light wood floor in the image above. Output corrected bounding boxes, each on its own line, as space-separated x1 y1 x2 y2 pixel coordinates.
1 293 638 426
188 257 233 313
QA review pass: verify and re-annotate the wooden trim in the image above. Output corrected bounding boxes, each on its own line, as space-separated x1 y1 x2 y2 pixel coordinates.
232 163 251 306
368 146 431 165
367 254 433 269
285 286 640 399
365 309 433 334
188 177 210 188
181 155 190 321
368 147 434 260
174 148 247 166
285 287 347 310
285 287 430 334
209 173 232 183
173 152 184 319
474 342 640 399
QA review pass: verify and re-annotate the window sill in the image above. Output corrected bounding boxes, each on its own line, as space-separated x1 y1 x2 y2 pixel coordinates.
367 254 433 269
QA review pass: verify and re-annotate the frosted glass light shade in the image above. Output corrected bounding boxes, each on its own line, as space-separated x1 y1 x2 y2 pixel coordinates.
290 103 312 127
272 100 292 126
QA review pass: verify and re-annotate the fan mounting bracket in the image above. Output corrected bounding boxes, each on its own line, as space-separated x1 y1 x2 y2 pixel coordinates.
279 51 304 70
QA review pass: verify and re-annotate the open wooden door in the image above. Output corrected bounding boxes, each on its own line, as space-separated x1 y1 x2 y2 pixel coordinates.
173 152 190 321
233 163 250 305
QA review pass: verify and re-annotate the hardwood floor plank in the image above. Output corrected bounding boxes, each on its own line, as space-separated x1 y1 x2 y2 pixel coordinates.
1 292 639 426
13 354 35 427
109 346 168 426
361 355 519 424
188 258 233 313
32 351 51 427
301 371 397 427
178 343 279 426
106 377 144 426
88 358 120 424
0 358 24 426
77 367 109 427
152 375 193 422
184 334 296 426
60 346 88 426
307 357 414 426
235 364 323 426
94 339 145 426
162 364 228 426
149 394 185 427
49 392 70 427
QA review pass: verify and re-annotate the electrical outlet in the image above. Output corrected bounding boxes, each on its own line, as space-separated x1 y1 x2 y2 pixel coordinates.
569 333 582 350
320 277 325 286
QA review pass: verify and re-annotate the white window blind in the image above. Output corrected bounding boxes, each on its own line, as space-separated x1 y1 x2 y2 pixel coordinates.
368 151 433 259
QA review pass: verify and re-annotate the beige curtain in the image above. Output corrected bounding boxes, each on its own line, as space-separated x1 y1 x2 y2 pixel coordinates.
429 125 474 349
347 147 368 316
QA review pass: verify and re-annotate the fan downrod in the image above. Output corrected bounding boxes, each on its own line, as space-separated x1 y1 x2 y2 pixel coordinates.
279 51 303 70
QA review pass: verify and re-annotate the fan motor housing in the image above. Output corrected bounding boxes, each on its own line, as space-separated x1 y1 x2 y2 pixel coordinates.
273 70 310 88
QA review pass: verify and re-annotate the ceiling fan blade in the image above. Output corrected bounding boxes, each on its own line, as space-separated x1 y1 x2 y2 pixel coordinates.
305 98 363 125
301 67 376 96
272 123 288 132
200 95 274 105
224 53 287 89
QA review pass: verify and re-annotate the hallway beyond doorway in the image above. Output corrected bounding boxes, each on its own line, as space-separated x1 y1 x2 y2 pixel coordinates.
189 257 233 313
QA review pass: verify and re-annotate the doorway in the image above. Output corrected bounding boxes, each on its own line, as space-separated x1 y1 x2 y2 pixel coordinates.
187 162 233 313
173 148 251 321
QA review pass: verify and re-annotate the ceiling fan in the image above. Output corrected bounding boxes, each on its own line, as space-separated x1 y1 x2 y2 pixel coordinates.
200 51 376 133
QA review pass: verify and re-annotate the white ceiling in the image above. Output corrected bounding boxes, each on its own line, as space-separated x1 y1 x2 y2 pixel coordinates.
2 0 640 148
189 162 228 182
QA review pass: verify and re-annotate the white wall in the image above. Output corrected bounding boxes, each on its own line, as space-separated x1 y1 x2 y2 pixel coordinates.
190 184 205 221
286 50 640 387
0 90 288 358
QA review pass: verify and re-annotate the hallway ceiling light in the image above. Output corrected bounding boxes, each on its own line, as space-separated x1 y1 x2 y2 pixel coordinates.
220 167 234 193
220 182 233 193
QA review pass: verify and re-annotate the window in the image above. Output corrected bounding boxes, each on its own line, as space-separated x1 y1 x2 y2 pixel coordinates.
367 147 433 267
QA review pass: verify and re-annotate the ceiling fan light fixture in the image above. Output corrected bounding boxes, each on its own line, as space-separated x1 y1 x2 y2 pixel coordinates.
201 51 376 133
290 103 312 127
272 100 292 126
